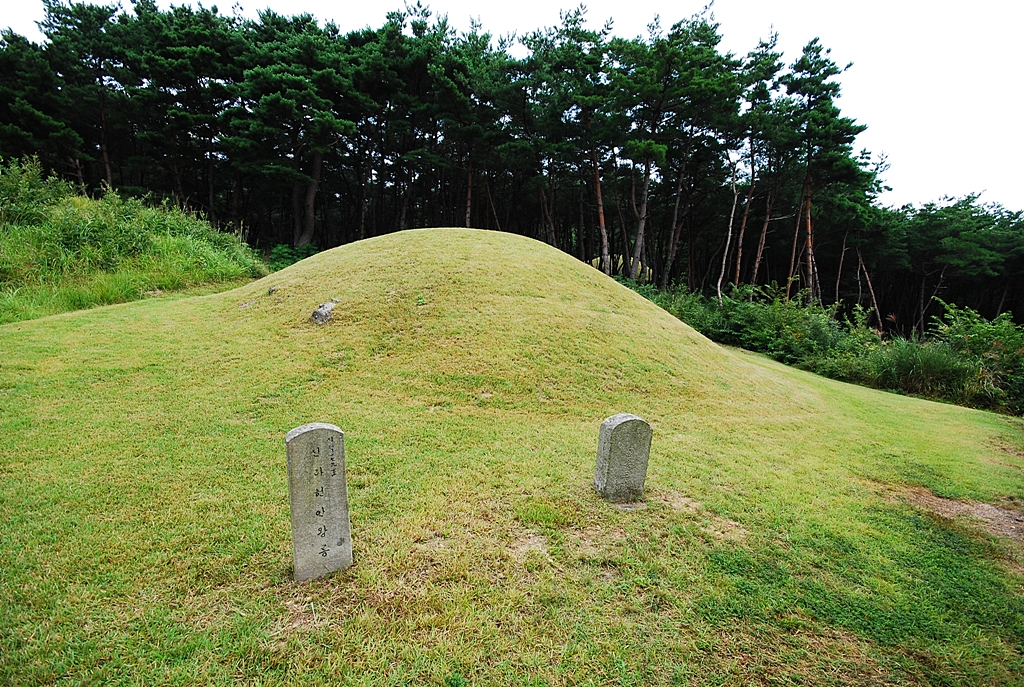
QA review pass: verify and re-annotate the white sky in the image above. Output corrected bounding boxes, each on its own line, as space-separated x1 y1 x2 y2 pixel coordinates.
4 0 1022 210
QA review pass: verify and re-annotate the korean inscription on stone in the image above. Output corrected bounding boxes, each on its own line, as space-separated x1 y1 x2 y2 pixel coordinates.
286 423 353 581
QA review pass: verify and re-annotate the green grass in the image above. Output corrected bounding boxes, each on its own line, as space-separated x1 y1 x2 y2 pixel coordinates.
2 228 1023 685
0 165 268 324
645 284 1024 414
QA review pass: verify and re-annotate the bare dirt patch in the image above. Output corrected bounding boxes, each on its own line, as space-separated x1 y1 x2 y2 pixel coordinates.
272 599 316 645
652 489 746 541
984 436 1024 471
703 516 748 542
414 532 448 551
994 437 1024 460
509 531 549 562
656 490 702 513
572 525 626 557
895 485 1024 542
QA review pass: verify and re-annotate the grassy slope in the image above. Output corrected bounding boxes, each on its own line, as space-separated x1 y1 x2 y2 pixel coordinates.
2 228 1023 685
0 191 267 324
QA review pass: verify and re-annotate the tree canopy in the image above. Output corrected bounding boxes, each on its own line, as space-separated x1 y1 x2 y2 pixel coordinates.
1 1 1021 328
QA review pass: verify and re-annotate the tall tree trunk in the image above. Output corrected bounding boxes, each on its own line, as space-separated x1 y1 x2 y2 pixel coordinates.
856 249 863 305
857 247 882 329
485 174 502 231
291 180 303 244
171 162 184 207
835 230 849 303
732 165 756 286
996 282 1009 316
628 155 653 280
584 113 611 275
804 192 820 304
611 168 630 275
99 90 113 188
464 153 473 228
687 219 696 291
592 151 610 275
785 193 804 299
660 166 689 290
540 185 557 247
207 151 216 229
231 168 243 231
398 182 410 231
750 189 774 289
295 151 322 247
70 156 85 189
642 228 654 283
786 173 811 299
918 266 947 336
358 163 367 240
917 272 928 337
717 160 741 304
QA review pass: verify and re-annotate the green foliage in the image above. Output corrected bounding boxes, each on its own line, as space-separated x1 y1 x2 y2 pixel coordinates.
267 243 321 271
868 338 989 402
0 157 267 322
631 280 1024 414
931 300 1024 413
0 156 73 226
653 283 865 364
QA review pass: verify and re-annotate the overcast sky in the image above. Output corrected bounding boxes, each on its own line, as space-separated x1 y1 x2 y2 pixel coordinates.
4 0 1021 211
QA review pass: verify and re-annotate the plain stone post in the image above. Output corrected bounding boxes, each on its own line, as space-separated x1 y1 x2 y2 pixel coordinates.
286 423 353 581
594 413 652 502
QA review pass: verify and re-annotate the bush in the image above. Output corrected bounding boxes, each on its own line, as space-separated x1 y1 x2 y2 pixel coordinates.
868 338 992 404
268 243 321 271
0 156 74 226
651 287 730 337
650 283 874 365
622 279 1024 415
0 157 268 322
930 300 1024 413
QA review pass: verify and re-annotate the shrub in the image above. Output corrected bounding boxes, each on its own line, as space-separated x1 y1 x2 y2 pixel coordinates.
651 287 730 338
268 243 321 271
0 156 73 226
0 157 268 322
930 300 1024 413
622 279 1023 415
868 338 992 405
649 283 874 365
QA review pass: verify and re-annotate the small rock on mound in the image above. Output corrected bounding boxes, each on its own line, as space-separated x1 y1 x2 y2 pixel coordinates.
311 301 335 324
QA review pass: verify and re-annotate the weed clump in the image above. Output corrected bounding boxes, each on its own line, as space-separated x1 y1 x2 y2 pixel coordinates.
0 157 267 322
631 281 1024 414
267 244 321 271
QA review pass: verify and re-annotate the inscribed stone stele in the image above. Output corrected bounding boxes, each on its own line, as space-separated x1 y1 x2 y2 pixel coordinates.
286 423 353 581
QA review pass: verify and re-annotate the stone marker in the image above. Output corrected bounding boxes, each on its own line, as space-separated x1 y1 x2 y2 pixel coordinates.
594 413 652 503
286 423 353 581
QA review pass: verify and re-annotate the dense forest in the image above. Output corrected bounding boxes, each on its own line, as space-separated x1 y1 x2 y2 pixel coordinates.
2 0 1022 332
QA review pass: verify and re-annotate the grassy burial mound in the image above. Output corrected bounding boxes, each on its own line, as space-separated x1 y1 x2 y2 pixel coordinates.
2 228 1024 685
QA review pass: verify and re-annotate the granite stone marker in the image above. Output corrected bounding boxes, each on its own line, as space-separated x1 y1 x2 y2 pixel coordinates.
594 413 652 502
286 423 352 581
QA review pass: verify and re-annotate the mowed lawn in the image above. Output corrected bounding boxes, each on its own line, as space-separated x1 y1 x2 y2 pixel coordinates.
2 228 1023 685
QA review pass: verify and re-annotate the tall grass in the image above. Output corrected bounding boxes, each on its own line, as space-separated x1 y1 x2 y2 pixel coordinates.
0 157 267 323
639 282 1024 414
